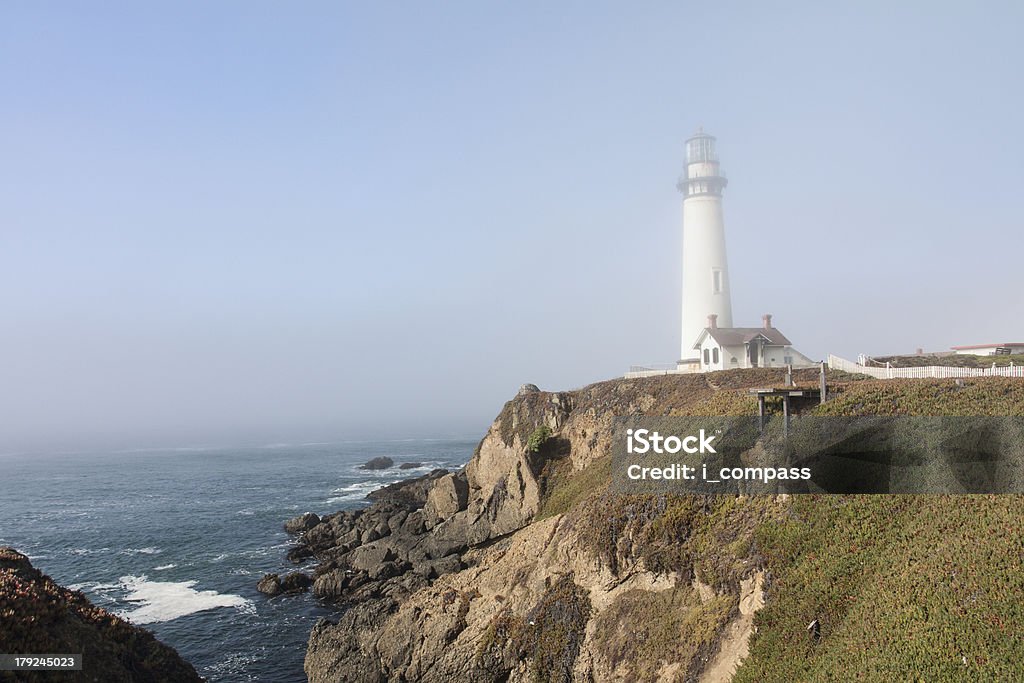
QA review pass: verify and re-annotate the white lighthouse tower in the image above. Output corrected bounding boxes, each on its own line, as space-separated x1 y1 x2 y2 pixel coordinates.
678 129 733 365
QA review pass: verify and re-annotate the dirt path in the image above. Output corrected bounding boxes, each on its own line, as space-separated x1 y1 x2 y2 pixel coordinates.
699 572 765 683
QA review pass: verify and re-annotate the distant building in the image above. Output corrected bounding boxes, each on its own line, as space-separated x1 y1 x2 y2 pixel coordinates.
951 343 1024 356
690 313 816 372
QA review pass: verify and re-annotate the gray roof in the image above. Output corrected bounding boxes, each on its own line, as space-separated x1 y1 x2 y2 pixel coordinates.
693 327 793 350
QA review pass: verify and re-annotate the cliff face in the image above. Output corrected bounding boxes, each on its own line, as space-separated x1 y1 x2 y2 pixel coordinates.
300 372 799 682
301 371 1024 682
0 547 202 683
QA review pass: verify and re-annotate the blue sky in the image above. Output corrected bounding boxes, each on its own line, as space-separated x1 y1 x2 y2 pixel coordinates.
2 2 1022 450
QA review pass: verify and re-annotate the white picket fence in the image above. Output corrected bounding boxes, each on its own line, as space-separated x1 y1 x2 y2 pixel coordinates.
828 354 1024 379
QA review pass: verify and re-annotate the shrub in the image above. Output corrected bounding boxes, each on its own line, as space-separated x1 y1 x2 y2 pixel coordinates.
517 575 591 682
527 425 553 453
475 575 591 683
593 586 733 682
536 457 611 520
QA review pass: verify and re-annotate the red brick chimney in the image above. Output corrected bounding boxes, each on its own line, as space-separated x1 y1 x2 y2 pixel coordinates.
762 313 773 329
707 314 718 329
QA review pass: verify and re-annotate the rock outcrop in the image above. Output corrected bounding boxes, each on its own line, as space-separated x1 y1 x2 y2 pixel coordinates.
257 571 313 596
291 370 1024 681
284 512 320 534
294 371 837 682
257 573 283 596
277 388 580 610
281 468 446 603
422 472 469 525
359 456 394 470
0 547 202 682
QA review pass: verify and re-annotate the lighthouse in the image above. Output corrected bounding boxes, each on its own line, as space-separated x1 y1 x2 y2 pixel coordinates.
623 129 816 378
678 129 733 364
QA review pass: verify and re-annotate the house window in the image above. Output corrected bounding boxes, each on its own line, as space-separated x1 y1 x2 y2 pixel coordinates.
703 348 710 364
784 356 793 364
712 269 722 294
712 348 719 364
730 357 738 364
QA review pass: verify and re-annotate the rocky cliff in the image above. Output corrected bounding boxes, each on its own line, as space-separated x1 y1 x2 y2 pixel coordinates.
291 372 793 682
0 547 202 683
294 371 1024 682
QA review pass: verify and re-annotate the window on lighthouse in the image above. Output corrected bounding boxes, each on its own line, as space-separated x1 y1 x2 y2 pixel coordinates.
712 269 723 294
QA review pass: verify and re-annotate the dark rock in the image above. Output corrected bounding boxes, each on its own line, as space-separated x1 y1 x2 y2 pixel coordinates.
349 542 396 572
387 510 409 533
385 537 415 563
366 469 449 506
400 510 427 536
315 546 349 566
394 571 429 595
431 554 464 576
312 569 349 599
304 522 337 548
306 596 403 682
313 560 339 577
518 383 540 395
284 512 321 534
287 545 315 564
359 456 394 470
0 547 203 682
399 462 423 469
368 561 403 582
257 573 283 596
301 381 592 681
328 509 358 527
281 571 313 593
406 546 429 566
339 528 361 547
420 530 469 560
412 554 464 580
347 570 371 591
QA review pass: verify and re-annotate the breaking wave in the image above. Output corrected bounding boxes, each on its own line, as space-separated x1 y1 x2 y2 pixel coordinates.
116 575 252 625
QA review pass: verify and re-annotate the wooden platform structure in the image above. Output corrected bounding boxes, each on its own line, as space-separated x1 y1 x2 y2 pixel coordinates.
749 387 823 435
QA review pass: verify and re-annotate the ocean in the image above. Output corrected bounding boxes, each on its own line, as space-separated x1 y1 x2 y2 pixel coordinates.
0 439 475 681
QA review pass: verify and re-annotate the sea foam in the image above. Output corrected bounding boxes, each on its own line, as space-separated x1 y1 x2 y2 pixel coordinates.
117 575 252 624
324 480 392 505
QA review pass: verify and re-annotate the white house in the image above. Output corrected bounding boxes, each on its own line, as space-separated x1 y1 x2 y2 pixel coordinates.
951 342 1024 356
692 314 817 372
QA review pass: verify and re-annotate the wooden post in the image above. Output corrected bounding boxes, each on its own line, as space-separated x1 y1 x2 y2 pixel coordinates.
783 394 790 438
819 361 827 404
758 395 765 433
786 364 793 387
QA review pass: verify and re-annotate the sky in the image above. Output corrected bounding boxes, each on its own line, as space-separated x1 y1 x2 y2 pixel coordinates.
2 1 1023 452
